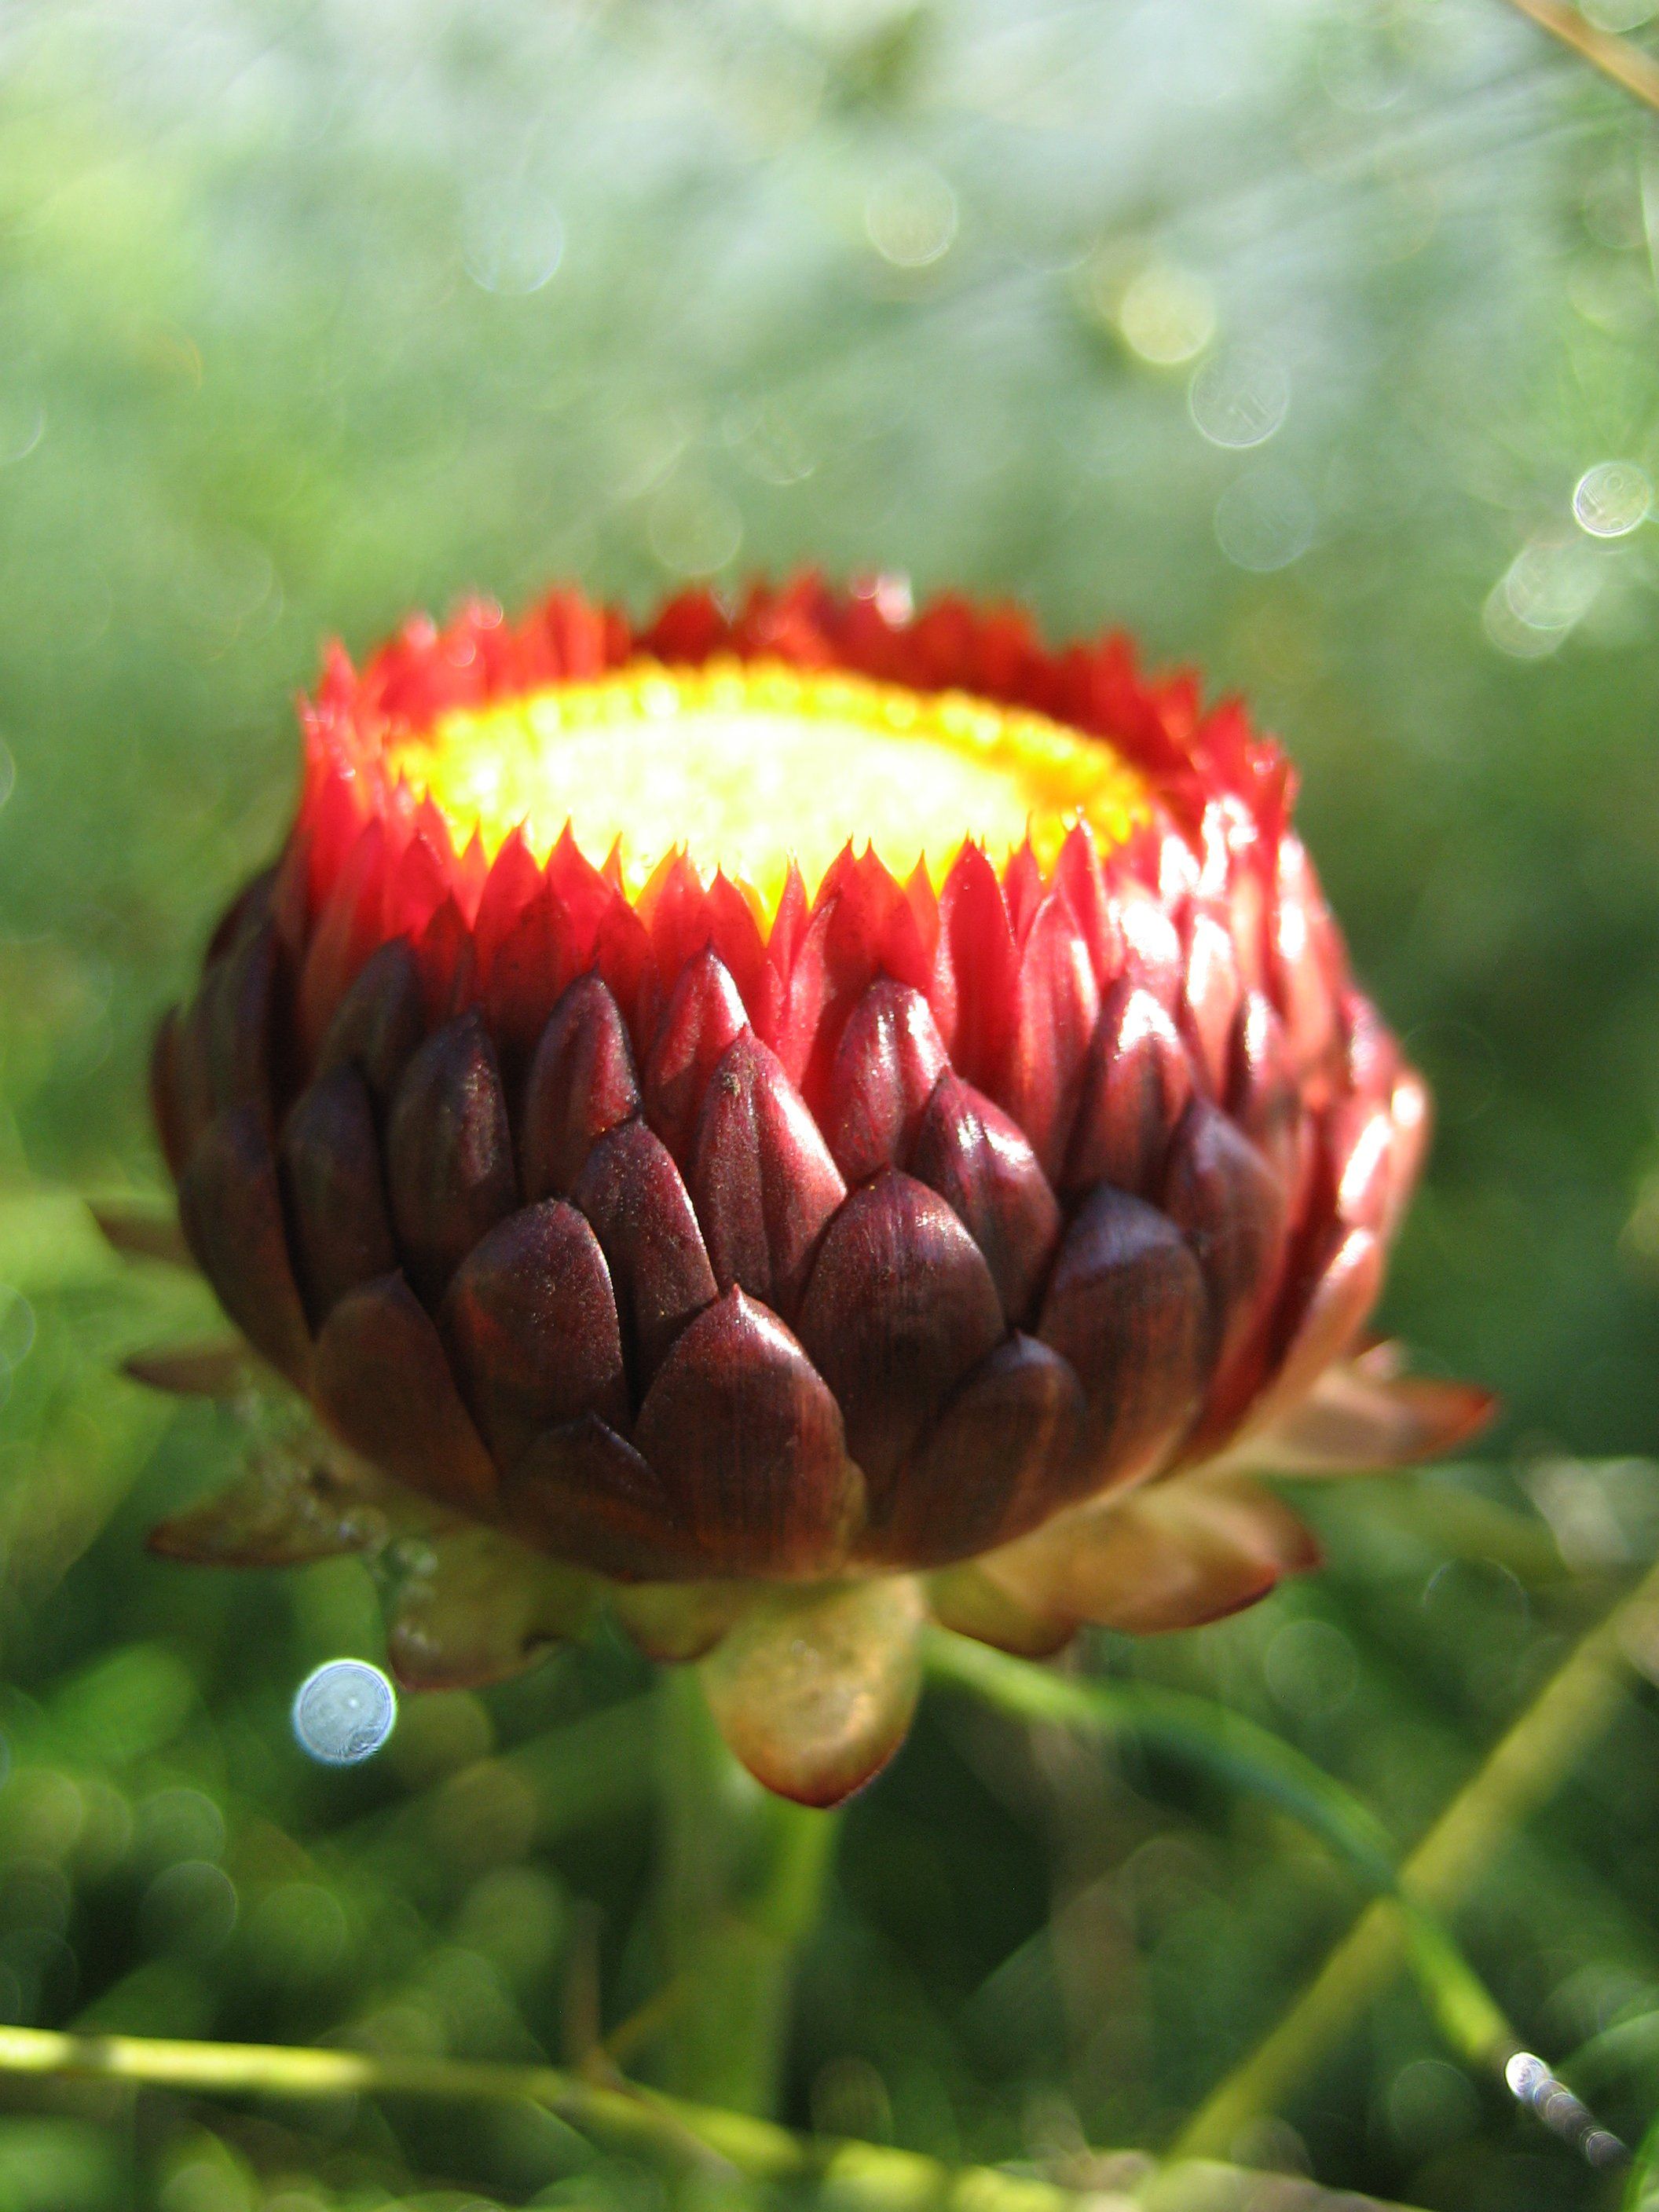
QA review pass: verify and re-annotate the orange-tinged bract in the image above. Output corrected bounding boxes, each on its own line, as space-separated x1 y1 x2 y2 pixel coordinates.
141 576 1489 1805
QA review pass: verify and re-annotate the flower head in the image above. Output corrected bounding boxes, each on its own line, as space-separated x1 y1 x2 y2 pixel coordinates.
140 576 1488 1801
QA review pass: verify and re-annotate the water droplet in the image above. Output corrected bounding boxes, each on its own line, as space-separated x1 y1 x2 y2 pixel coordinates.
1189 346 1289 449
1506 2052 1547 2097
292 1660 397 1767
1573 460 1650 539
1214 465 1315 571
0 738 15 815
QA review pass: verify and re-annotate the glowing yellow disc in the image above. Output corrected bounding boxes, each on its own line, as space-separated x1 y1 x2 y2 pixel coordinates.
390 657 1149 914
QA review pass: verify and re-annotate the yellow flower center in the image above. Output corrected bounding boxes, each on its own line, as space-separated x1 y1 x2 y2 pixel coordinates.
390 656 1150 914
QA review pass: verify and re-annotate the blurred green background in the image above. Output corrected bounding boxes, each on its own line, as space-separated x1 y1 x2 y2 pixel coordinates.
2 1 1659 2207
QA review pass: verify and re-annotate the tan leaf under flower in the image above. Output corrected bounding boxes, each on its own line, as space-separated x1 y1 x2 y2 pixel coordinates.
1221 1350 1494 1477
699 1577 926 1804
611 1580 753 1663
148 1448 398 1568
961 1477 1321 1639
124 1340 263 1400
90 1199 197 1269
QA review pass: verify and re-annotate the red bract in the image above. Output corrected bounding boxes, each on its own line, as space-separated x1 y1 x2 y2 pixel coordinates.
137 575 1489 1804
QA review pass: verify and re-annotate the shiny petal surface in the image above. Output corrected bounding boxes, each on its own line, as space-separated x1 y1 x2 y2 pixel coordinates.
1181 903 1243 1096
1064 982 1192 1200
926 1559 1077 1658
1246 1225 1383 1437
1038 1181 1208 1490
520 973 640 1200
505 1415 697 1579
441 1199 628 1467
185 921 279 1133
313 1270 496 1513
865 1333 1085 1569
1005 893 1100 1180
643 946 748 1159
1229 989 1299 1183
317 936 427 1112
910 1072 1062 1327
386 1013 518 1304
822 980 947 1185
635 1288 859 1577
611 1581 750 1662
1163 1097 1287 1383
799 1169 1005 1507
280 1064 398 1325
689 1030 845 1322
573 1118 718 1391
179 1104 313 1385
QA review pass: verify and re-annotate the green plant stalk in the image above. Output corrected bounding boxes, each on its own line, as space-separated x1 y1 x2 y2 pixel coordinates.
1170 1548 1659 2159
653 1664 841 2116
0 2022 1437 2212
1626 2105 1659 2212
923 1631 1513 2075
1501 0 1659 115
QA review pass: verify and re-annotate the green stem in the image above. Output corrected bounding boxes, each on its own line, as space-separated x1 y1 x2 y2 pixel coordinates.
0 2022 1436 2212
1627 2107 1659 2212
924 1632 1513 2079
1500 0 1659 117
1164 1547 1659 2159
654 1664 841 2116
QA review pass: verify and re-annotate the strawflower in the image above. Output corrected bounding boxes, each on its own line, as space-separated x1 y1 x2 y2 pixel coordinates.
132 576 1488 1803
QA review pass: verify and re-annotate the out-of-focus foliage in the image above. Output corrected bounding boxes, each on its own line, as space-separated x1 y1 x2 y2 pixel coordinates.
2 1 1659 2207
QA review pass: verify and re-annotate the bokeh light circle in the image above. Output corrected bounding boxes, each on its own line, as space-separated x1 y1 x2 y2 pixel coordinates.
1188 345 1290 449
1214 465 1315 571
1572 460 1650 540
291 1660 397 1767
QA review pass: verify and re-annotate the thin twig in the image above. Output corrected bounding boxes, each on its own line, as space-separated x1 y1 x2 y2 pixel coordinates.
1502 0 1659 114
0 2023 1430 2212
1173 1550 1659 2160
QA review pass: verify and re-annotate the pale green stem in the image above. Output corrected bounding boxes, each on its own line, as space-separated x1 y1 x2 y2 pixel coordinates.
1626 2107 1659 2212
924 1632 1513 2077
653 1664 841 2116
0 2021 1439 2210
1168 1549 1659 2159
1500 0 1659 115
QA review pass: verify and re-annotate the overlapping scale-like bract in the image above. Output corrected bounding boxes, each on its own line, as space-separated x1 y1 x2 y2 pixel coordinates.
146 576 1489 1804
